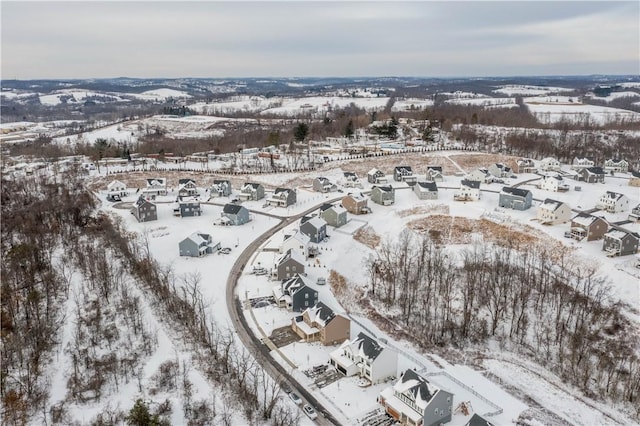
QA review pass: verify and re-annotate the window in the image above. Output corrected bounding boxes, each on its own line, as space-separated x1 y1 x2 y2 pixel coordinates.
305 293 309 299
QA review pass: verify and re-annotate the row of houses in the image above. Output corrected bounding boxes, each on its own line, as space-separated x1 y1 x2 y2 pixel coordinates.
571 157 630 173
531 157 631 174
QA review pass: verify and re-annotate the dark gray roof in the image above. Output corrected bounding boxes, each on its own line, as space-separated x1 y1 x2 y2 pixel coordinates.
461 179 481 189
585 167 605 175
395 166 412 173
246 182 263 189
426 165 443 172
135 195 153 207
631 171 640 178
374 185 393 192
314 301 336 323
344 172 357 178
319 203 334 212
416 181 438 191
275 187 291 194
179 178 195 185
467 413 494 426
355 332 384 360
223 203 244 214
502 186 531 197
400 369 436 405
213 179 230 185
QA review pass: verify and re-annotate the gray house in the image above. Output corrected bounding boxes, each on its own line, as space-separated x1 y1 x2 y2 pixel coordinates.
273 274 318 312
300 216 327 243
313 177 338 193
179 233 220 257
367 168 387 184
210 179 232 197
629 204 640 222
173 197 202 217
499 187 533 210
425 166 444 182
603 227 640 256
370 185 395 206
268 187 296 207
414 181 438 200
394 166 416 183
378 368 453 426
488 163 514 178
239 182 265 201
320 203 348 228
274 249 306 281
575 167 605 183
178 179 198 197
131 196 158 222
343 172 362 188
221 203 251 225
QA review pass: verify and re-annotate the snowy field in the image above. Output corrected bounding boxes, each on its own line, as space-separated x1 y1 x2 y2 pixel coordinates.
524 96 640 125
391 98 435 111
445 97 518 108
585 91 640 103
493 85 573 96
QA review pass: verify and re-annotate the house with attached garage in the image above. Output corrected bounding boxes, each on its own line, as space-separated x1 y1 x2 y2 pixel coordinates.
300 215 327 243
425 166 444 182
603 227 640 257
628 204 640 222
342 171 363 188
570 213 608 241
210 179 232 197
107 180 128 197
394 166 417 184
221 203 251 225
342 193 371 215
239 182 265 201
330 332 397 384
273 274 318 312
313 177 338 193
371 185 395 206
499 187 532 210
143 177 168 198
604 158 629 173
179 232 220 257
131 196 157 222
268 187 296 207
414 181 438 200
629 171 640 187
178 178 198 197
465 413 495 426
537 198 571 225
537 174 570 192
571 157 595 170
280 229 310 258
454 179 481 201
539 157 561 172
274 249 306 281
320 203 348 228
291 301 351 345
173 196 202 218
368 168 387 184
378 368 454 426
575 166 605 183
596 191 630 213
516 158 536 174
467 168 492 184
488 163 515 179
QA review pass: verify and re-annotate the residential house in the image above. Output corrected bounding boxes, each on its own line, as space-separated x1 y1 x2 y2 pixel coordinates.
596 191 630 213
378 369 454 426
320 203 348 228
570 213 609 241
343 172 363 188
603 227 640 256
107 180 127 197
516 158 536 174
539 157 561 172
571 157 595 170
488 163 514 179
454 179 481 201
330 332 397 384
178 178 198 197
394 166 416 183
414 181 438 200
268 187 297 207
629 171 640 187
604 158 629 173
239 182 265 201
371 185 395 206
173 196 202 218
273 274 318 312
280 229 310 258
537 198 571 225
425 166 444 182
143 177 168 198
274 249 306 281
499 187 532 210
368 168 387 184
221 203 251 225
537 175 570 192
467 168 492 183
628 204 640 222
575 167 605 183
300 216 328 243
131 196 157 222
291 302 351 345
179 233 220 257
466 414 495 426
342 193 370 215
210 179 232 197
313 177 338 193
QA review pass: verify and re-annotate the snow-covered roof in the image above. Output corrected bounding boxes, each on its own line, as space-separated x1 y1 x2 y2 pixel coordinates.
540 198 565 211
373 185 393 193
146 177 166 187
393 369 441 411
107 180 126 190
303 301 336 328
601 191 625 201
284 229 311 246
368 168 384 176
304 216 327 229
501 187 530 197
183 232 210 246
572 213 603 227
277 249 306 268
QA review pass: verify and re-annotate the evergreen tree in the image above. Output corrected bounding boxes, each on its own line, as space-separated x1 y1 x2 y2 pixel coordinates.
344 119 354 138
293 122 309 142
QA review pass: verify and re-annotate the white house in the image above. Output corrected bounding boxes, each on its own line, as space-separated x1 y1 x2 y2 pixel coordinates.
467 168 492 183
280 229 311 258
537 175 570 192
596 191 630 213
537 198 572 225
454 179 481 201
330 332 397 384
571 157 595 170
107 180 128 197
143 178 168 197
539 157 561 172
604 158 629 173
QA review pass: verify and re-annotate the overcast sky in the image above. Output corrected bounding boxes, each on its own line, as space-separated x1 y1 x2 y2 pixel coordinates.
1 1 638 79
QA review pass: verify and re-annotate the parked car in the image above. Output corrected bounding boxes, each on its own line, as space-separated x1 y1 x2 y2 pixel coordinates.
280 382 292 394
303 404 318 420
289 392 302 405
219 247 232 254
316 278 326 285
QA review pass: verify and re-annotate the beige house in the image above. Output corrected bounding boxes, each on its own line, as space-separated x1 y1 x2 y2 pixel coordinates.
537 198 571 225
291 302 351 346
342 193 370 215
570 213 608 241
629 171 640 187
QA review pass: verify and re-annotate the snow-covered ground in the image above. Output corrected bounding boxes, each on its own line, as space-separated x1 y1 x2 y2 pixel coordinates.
391 98 435 112
493 85 573 96
585 91 640 103
126 88 192 101
524 96 640 125
39 89 128 106
445 97 518 108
